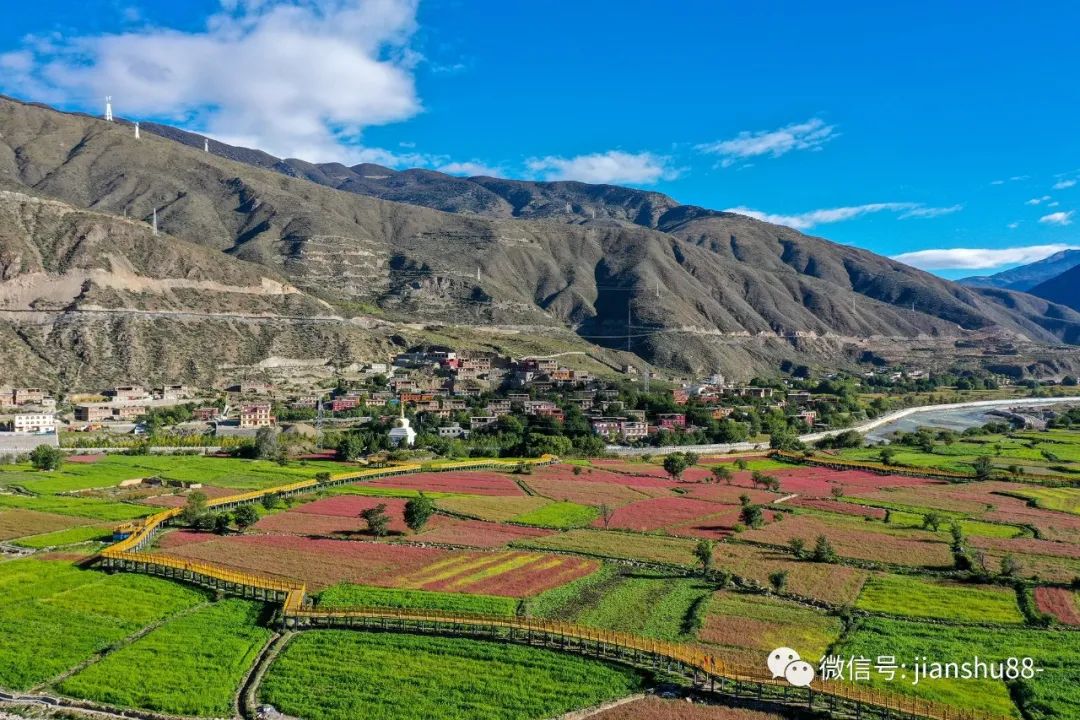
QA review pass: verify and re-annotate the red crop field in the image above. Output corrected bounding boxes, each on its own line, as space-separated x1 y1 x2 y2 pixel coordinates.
588 460 713 484
740 513 953 567
160 534 450 589
666 506 750 539
680 485 776 505
1034 587 1080 625
524 476 651 507
599 497 746 532
157 529 222 549
255 496 414 535
401 550 598 596
0 510 91 540
970 535 1080 560
787 498 887 519
412 518 555 548
591 697 787 720
362 471 524 496
65 454 103 464
713 542 870 604
762 468 941 497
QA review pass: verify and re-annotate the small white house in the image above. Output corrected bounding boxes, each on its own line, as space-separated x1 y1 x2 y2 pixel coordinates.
10 413 56 434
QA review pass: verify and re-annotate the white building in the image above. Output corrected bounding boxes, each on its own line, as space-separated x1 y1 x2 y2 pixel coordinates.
10 413 56 434
437 423 469 439
388 405 417 447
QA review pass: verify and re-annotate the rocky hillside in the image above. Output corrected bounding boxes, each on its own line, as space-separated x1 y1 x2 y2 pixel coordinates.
1030 264 1080 312
1 95 1079 385
959 249 1080 291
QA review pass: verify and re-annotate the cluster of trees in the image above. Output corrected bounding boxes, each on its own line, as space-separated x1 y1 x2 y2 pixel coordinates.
357 494 436 537
29 445 63 471
180 491 260 533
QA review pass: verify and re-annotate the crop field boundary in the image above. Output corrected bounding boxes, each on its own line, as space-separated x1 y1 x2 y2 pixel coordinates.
95 455 1009 720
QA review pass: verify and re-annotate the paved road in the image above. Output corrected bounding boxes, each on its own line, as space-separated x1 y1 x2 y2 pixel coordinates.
605 396 1080 456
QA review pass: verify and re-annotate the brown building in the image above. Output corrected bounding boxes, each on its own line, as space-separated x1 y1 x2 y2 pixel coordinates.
239 404 274 429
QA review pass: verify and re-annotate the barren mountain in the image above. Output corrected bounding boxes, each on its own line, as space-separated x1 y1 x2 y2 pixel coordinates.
1029 264 1080 312
959 249 1080 291
1 95 1078 387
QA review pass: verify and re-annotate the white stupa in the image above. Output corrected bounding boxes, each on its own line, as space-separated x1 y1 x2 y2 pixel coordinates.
388 403 416 447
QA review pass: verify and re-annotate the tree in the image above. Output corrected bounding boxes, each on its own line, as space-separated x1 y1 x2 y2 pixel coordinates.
254 427 279 460
973 455 994 481
597 503 615 528
29 445 63 471
711 466 732 485
740 504 764 529
693 539 714 575
734 458 748 472
811 535 837 563
830 484 845 499
233 504 260 531
879 447 897 466
999 553 1021 578
788 537 806 559
663 452 693 482
922 512 945 532
403 493 435 533
315 471 332 483
261 493 282 511
212 512 232 534
181 491 209 526
360 503 391 537
738 493 751 507
768 570 789 593
949 522 965 553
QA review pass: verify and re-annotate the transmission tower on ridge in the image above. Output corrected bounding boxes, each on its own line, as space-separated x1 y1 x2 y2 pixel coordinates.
104 96 113 122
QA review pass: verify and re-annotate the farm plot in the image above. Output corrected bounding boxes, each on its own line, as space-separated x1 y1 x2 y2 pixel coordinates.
512 501 598 528
786 498 886 519
437 494 551 522
254 496 418 536
359 470 524 496
316 585 520 616
855 574 1024 623
835 618 1080 718
517 529 702 567
738 512 954 567
679 485 777 505
599 497 755 534
699 590 842 667
398 550 599 596
12 524 113 549
0 509 93 540
969 535 1080 561
524 475 652 507
1034 587 1080 626
139 485 239 507
0 559 207 690
59 599 270 717
588 460 713 485
763 467 941 497
534 569 712 641
0 494 153 521
260 630 647 720
1005 486 1080 514
712 543 869 605
412 518 555 548
980 497 1080 543
590 698 789 720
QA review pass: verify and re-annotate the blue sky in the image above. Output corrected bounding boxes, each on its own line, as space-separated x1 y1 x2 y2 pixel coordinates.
2 1 1079 278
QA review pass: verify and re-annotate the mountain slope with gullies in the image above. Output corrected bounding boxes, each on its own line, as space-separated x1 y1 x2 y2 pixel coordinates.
1 94 1078 386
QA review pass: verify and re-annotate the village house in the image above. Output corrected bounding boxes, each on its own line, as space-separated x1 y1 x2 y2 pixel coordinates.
108 386 150 402
154 385 190 400
657 413 687 430
112 405 147 421
193 407 218 422
13 388 46 406
7 413 56 433
239 404 274 429
74 405 113 423
470 416 498 430
437 423 469 439
590 417 648 442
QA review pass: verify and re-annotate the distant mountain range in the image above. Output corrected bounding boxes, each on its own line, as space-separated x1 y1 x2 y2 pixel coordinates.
959 249 1080 292
1 95 1079 387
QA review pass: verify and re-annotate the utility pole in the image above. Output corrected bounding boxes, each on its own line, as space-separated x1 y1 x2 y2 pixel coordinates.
152 208 158 236
104 96 113 122
134 122 140 139
204 138 210 153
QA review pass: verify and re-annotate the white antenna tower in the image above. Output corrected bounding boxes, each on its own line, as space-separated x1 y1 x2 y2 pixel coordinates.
204 138 209 153
152 208 158 236
476 266 481 282
134 122 140 139
104 96 113 122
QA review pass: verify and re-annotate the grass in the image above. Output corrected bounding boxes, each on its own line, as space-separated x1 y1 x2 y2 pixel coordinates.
260 630 648 720
836 617 1080 719
1006 487 1080 514
316 584 520 616
0 560 207 690
0 494 153 521
512 501 599 529
12 524 114 549
855 574 1025 624
0 455 347 495
59 600 270 717
533 570 712 641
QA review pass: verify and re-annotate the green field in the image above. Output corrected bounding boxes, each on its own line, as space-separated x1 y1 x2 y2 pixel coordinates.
512 501 599 529
0 494 153 521
260 630 648 720
836 618 1080 718
702 590 843 660
534 570 712 641
59 600 270 716
317 585 520 616
1005 487 1080 514
0 560 207 690
855 574 1025 624
327 484 458 499
0 455 347 495
12 524 114 549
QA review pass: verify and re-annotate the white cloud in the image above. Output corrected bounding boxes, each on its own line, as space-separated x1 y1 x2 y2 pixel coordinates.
696 118 837 167
526 151 677 185
1007 222 1020 229
1054 179 1078 190
892 244 1079 271
724 202 961 231
0 0 424 163
1040 211 1074 226
1026 196 1052 205
437 161 502 177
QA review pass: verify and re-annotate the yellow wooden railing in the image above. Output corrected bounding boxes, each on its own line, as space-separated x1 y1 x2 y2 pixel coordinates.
97 454 1011 720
